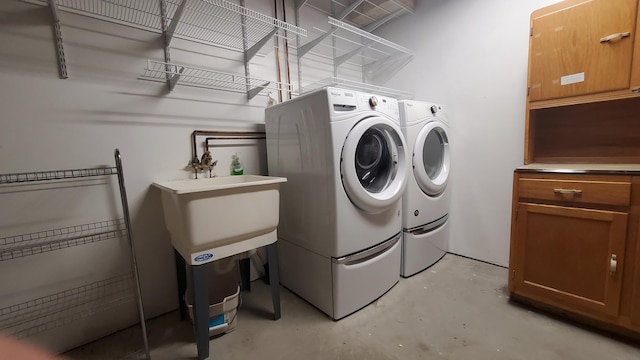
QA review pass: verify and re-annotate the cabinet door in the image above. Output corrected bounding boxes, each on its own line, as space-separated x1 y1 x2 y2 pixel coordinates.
632 232 640 327
529 0 638 101
513 203 628 318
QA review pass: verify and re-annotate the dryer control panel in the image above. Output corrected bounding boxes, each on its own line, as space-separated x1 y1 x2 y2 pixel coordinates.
400 100 450 126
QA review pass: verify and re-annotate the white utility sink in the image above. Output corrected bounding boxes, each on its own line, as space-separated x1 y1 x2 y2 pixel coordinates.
153 175 287 265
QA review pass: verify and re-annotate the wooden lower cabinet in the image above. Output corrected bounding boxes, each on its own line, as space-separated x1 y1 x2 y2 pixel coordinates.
514 203 627 317
509 172 640 340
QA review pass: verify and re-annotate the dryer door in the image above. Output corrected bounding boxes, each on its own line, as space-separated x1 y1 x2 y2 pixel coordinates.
341 116 409 213
414 121 450 196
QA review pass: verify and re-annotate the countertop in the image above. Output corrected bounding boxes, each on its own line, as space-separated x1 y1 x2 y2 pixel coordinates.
516 163 640 175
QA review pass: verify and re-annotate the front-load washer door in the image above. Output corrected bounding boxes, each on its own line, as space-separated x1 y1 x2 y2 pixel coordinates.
341 116 409 213
414 121 450 196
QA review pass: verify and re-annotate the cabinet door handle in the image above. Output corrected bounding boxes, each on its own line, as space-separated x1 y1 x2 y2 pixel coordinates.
600 32 631 43
553 188 583 195
610 254 617 275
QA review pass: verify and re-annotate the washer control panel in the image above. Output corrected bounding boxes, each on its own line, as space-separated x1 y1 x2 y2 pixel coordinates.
327 87 399 119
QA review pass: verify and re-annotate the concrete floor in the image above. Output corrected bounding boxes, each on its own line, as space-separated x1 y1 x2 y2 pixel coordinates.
65 254 640 360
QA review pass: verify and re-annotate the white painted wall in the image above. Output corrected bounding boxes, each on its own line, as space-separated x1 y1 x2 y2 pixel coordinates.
0 0 288 351
0 0 572 350
377 0 561 266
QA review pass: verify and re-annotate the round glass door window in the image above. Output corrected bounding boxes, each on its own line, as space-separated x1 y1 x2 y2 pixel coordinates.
341 116 409 213
355 128 393 193
414 122 450 196
423 130 445 179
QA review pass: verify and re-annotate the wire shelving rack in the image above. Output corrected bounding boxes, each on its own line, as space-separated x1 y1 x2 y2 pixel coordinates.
0 150 150 359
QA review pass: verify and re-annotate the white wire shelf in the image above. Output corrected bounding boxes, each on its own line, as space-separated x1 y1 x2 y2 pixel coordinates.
301 0 413 30
0 219 128 262
168 0 306 50
302 77 412 99
299 17 412 76
0 273 135 338
23 0 306 52
140 59 294 98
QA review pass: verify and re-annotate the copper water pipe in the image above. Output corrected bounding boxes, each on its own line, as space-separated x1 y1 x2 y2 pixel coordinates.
191 130 266 164
282 0 292 101
274 0 283 103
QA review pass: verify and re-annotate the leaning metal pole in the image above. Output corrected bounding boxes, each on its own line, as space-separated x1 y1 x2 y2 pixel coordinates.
114 149 151 359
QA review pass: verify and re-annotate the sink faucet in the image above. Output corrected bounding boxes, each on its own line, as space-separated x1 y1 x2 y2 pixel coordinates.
190 150 217 178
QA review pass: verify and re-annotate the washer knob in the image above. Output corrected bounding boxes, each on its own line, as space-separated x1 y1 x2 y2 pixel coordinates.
430 105 438 114
369 96 378 107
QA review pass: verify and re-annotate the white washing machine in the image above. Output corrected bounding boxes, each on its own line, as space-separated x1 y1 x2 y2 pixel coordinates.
266 87 409 319
399 100 451 277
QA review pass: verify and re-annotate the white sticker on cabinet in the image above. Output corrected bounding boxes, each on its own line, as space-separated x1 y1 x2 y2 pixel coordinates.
560 72 585 86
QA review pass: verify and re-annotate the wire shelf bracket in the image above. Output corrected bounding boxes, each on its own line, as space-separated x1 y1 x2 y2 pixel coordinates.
246 27 277 63
141 59 293 99
48 0 68 79
363 52 413 82
335 39 376 66
165 0 188 46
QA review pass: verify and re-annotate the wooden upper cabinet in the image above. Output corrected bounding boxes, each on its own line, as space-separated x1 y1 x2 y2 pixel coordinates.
528 0 638 101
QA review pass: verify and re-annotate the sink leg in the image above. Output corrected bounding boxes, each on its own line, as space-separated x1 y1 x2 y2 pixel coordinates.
190 264 210 360
266 242 281 320
239 258 251 292
174 249 187 321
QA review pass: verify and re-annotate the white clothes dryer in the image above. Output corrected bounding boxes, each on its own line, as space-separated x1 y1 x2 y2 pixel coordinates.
266 87 409 319
399 100 451 277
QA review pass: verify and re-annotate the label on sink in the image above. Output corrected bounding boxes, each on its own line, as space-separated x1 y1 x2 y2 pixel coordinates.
194 253 214 262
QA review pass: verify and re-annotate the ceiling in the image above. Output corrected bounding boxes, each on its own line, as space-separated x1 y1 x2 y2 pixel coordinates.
305 0 415 30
